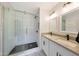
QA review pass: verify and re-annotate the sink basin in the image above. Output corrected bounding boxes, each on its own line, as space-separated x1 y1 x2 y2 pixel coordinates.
47 34 77 47
56 39 77 47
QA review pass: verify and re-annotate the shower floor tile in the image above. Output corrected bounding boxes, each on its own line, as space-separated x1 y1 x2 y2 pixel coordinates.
9 42 38 55
9 47 46 56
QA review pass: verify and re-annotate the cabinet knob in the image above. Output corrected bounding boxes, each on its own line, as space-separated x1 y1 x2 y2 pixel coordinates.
56 52 58 56
56 52 62 56
59 54 62 56
43 41 45 45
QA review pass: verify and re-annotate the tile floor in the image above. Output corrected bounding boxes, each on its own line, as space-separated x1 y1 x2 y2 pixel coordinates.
10 47 46 56
9 42 38 55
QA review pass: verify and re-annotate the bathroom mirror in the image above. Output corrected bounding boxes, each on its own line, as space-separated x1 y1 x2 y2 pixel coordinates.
50 17 57 32
61 8 79 33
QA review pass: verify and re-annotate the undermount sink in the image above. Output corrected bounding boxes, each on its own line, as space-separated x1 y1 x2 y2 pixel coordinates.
56 39 77 47
48 34 77 47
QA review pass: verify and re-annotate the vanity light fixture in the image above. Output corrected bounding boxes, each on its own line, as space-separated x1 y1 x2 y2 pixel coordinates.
49 11 56 19
50 13 57 19
50 11 55 16
63 2 72 7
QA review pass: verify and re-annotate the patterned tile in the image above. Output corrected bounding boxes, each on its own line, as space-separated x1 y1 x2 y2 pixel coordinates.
9 47 46 56
9 42 38 55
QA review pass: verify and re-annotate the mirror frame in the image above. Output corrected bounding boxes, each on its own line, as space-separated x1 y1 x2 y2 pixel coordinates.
60 7 79 34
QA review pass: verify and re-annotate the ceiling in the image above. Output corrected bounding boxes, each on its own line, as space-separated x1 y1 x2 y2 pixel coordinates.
1 2 58 15
10 2 58 15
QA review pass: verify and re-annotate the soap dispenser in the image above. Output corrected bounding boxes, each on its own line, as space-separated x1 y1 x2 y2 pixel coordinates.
67 34 69 40
76 32 79 43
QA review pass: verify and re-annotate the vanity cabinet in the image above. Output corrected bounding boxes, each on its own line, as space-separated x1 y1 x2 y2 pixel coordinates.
41 36 77 56
56 44 76 56
49 40 62 56
41 37 50 56
49 40 57 56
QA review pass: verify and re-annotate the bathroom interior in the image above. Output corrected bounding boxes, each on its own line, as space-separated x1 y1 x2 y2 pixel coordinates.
0 2 79 56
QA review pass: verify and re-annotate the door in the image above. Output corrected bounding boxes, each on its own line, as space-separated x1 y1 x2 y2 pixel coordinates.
49 40 57 56
23 14 39 44
57 44 76 56
41 37 49 55
3 8 16 55
15 11 24 45
16 13 39 45
27 14 39 43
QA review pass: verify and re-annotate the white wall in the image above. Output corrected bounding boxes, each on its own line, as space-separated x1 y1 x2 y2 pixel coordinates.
40 8 50 33
39 7 50 48
0 5 3 56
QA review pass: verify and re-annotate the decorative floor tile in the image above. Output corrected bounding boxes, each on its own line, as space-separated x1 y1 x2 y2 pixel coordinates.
9 42 38 55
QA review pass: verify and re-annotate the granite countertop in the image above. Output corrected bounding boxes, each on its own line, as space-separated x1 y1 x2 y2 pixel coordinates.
41 33 79 55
